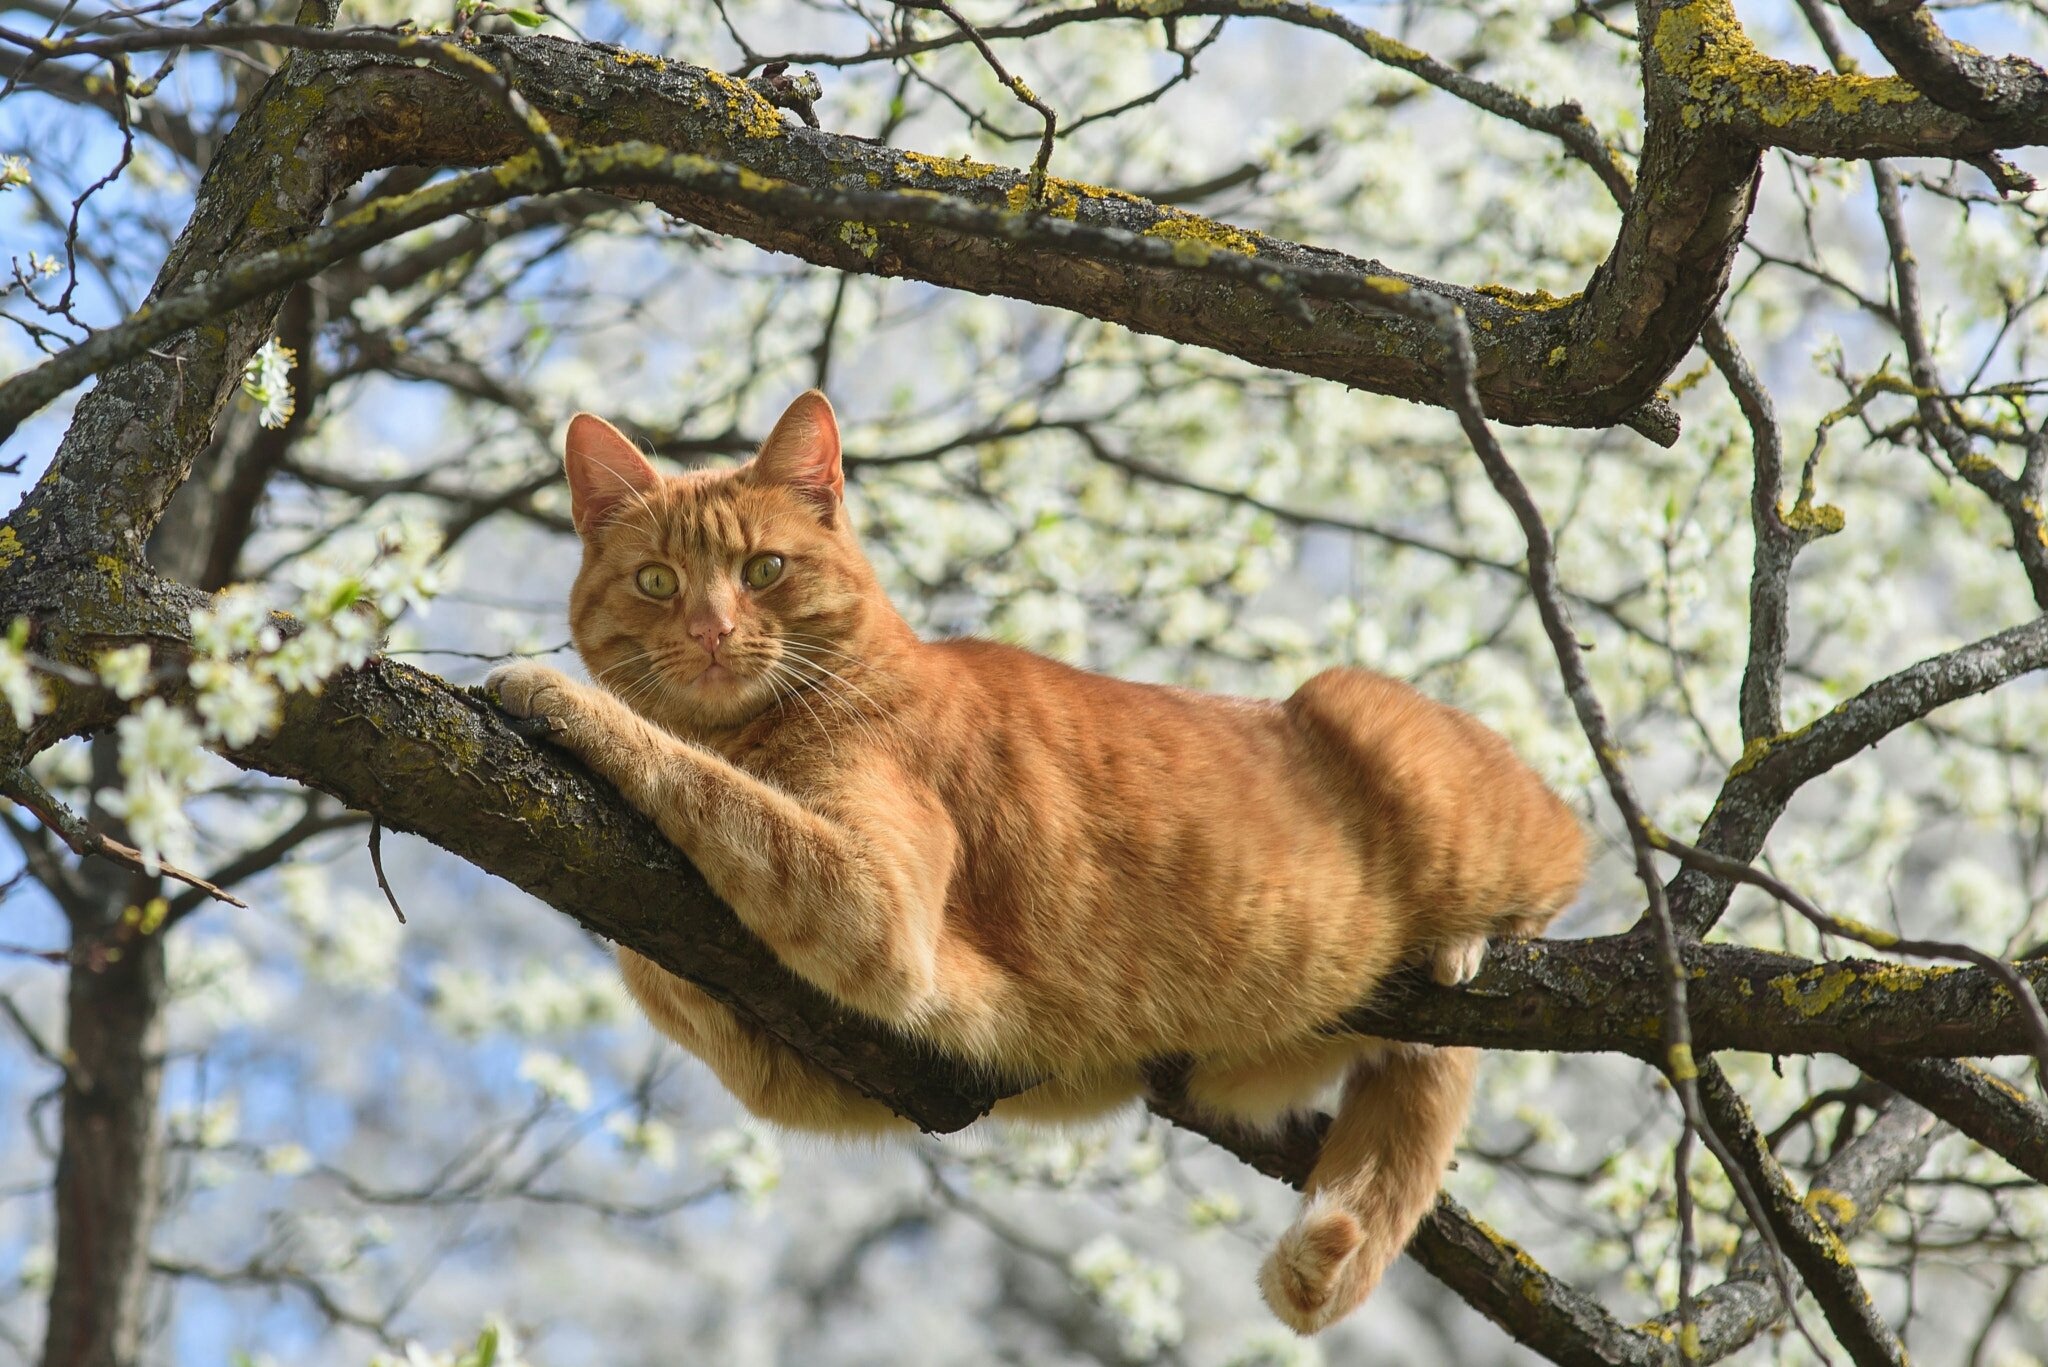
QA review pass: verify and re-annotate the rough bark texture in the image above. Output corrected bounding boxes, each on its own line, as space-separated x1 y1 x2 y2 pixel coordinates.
42 865 167 1367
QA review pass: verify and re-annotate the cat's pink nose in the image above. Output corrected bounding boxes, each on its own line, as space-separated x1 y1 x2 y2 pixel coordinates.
689 616 734 658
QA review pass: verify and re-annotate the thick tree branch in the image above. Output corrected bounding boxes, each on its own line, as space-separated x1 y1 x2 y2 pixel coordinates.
1669 612 2048 934
1850 1056 2048 1184
1838 0 2048 148
2 23 1804 468
1697 1060 1906 1366
1644 0 2048 159
1654 1095 1942 1363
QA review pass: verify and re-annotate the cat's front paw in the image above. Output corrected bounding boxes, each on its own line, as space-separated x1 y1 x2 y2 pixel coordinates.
1429 935 1488 987
487 662 577 730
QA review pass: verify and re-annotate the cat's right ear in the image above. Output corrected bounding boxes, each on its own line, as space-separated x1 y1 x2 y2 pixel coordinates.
564 413 660 538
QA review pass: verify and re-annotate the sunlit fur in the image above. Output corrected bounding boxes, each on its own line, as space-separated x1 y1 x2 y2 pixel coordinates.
489 390 1587 1335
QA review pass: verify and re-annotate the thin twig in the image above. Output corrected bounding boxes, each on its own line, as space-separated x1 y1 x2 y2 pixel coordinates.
1359 282 1825 1359
1649 826 2048 1086
896 0 1057 202
0 765 246 907
367 818 407 924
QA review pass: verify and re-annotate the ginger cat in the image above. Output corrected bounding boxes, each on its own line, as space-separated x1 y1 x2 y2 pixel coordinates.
487 391 1585 1334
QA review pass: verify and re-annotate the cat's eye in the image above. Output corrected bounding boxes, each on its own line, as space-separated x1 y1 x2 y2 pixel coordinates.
634 563 679 598
742 553 785 590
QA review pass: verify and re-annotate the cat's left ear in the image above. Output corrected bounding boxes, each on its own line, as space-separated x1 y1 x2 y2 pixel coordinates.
748 390 843 522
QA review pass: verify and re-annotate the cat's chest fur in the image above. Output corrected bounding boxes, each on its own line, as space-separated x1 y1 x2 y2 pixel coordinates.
667 688 880 800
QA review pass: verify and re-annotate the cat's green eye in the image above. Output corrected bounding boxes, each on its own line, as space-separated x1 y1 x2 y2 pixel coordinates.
634 563 679 599
742 553 785 590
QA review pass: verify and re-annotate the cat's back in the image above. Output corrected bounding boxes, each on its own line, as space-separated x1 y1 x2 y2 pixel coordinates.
914 637 1292 777
1284 665 1586 928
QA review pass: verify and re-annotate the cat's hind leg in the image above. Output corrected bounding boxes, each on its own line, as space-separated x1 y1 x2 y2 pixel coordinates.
1258 1043 1476 1334
618 947 910 1136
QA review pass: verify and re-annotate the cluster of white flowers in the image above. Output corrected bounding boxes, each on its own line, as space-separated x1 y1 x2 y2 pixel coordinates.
169 1096 240 1151
99 699 208 872
1067 1233 1184 1360
603 1113 678 1170
240 337 297 429
0 154 27 190
263 1142 315 1177
699 1122 782 1206
1184 1189 1244 1231
0 620 50 730
428 959 631 1038
87 523 443 873
516 1049 593 1111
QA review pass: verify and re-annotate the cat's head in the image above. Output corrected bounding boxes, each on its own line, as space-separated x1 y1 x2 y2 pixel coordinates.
562 390 891 732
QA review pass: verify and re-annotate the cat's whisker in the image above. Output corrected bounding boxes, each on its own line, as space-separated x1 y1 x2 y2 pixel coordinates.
779 644 889 725
772 645 889 745
758 657 841 756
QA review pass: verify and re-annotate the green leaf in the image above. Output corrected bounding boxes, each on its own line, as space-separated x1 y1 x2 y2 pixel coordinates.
505 8 545 26
458 1326 500 1367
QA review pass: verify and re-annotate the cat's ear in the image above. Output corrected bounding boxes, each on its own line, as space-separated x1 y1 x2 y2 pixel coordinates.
564 413 660 538
747 390 843 521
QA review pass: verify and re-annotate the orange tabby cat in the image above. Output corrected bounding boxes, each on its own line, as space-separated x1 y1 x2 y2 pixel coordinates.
487 390 1585 1333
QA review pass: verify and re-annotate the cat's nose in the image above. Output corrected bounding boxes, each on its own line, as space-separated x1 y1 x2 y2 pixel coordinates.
689 616 734 658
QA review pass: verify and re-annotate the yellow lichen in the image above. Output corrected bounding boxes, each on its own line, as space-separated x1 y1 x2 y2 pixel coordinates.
1803 1187 1858 1228
1858 961 1947 992
1546 345 1568 367
897 150 1005 181
1474 283 1582 311
1769 964 1855 1017
1825 915 1898 949
1729 718 1817 778
1730 735 1775 778
837 221 881 259
700 68 785 140
1143 212 1260 258
1006 181 1080 219
0 526 20 572
610 49 666 68
1667 1042 1698 1081
1782 500 1846 534
1652 0 1920 130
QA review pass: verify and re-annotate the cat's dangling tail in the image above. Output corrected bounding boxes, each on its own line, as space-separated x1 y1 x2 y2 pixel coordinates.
1258 1043 1478 1334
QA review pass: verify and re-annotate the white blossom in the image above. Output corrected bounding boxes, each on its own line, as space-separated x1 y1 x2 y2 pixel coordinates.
95 644 153 700
0 634 49 730
190 588 280 659
700 1123 782 1205
190 657 281 747
240 337 297 429
605 1114 678 1169
517 1049 592 1111
1068 1234 1183 1359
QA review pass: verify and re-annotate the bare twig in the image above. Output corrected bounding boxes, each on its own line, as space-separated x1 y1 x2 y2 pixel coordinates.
0 765 246 908
895 0 1058 202
366 818 407 924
